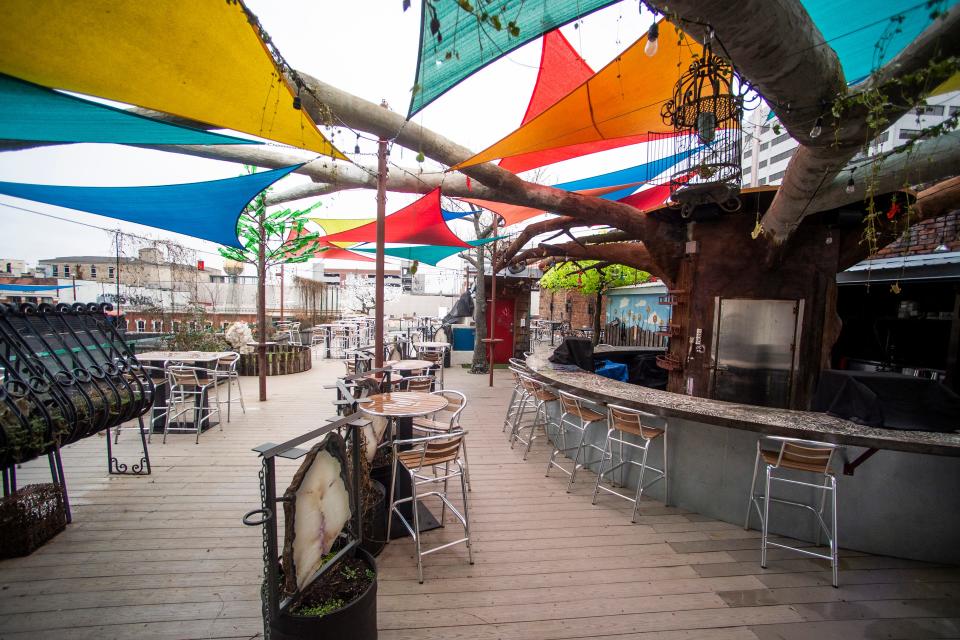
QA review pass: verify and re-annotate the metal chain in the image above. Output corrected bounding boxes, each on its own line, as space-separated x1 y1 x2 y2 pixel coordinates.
258 462 271 640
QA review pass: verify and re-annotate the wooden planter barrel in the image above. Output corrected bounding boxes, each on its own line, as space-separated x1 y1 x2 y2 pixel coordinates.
239 345 312 376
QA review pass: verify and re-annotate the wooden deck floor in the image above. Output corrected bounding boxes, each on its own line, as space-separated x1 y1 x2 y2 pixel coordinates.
1 360 958 639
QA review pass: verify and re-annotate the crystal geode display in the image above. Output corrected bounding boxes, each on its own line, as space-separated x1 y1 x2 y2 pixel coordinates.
281 433 353 593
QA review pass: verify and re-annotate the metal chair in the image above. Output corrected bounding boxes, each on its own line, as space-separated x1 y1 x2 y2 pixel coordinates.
331 328 350 359
510 375 559 460
546 390 606 492
309 327 329 358
418 349 445 389
412 390 470 490
387 432 473 583
592 404 668 523
403 375 435 392
213 352 244 422
163 365 220 444
745 436 841 587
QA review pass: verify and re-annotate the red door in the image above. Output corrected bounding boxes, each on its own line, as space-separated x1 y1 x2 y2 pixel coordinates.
485 296 515 364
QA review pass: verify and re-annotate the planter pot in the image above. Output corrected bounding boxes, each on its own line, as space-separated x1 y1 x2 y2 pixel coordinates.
269 547 378 640
360 480 387 557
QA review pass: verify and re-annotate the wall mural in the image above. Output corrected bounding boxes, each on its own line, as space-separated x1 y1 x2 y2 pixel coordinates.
606 290 672 330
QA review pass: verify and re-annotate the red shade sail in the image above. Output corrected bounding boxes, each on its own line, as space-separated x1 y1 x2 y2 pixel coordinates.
321 189 469 247
497 30 656 174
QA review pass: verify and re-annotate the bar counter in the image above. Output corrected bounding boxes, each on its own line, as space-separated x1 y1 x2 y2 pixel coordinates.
524 353 960 564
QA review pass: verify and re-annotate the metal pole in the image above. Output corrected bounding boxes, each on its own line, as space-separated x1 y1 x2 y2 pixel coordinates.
115 233 121 317
257 203 267 402
488 216 500 387
279 263 284 322
375 136 387 369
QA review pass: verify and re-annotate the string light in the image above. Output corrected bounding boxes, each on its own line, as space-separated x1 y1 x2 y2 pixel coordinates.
845 170 856 194
644 21 659 57
809 115 823 139
354 134 361 155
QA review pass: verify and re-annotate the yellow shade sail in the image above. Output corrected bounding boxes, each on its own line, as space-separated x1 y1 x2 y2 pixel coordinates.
0 0 344 159
309 218 375 235
453 21 695 170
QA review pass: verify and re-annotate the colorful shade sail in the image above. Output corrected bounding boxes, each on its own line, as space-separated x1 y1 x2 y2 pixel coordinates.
353 237 502 266
499 31 655 173
0 165 301 249
453 22 694 170
617 184 673 211
0 74 257 146
0 1 343 158
321 189 469 247
442 209 475 221
462 183 644 227
408 0 619 117
309 218 375 236
802 0 957 85
0 284 75 292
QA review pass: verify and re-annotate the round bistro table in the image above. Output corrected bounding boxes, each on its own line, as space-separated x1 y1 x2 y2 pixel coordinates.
360 391 449 539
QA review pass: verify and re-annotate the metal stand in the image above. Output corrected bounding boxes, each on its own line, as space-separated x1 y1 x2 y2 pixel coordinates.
106 415 152 476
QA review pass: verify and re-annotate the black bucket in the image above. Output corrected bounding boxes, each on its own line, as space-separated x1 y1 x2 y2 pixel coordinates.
360 480 387 557
269 547 378 640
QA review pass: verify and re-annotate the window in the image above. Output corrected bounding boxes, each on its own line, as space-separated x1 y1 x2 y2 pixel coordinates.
51 265 58 276
63 265 70 277
122 319 129 331
108 266 115 279
90 265 97 278
4 263 10 273
768 170 786 182
136 319 145 332
221 322 229 330
770 147 796 164
771 132 792 146
743 165 752 176
172 321 181 332
915 105 944 116
152 320 163 332
758 159 768 169
760 142 769 151
950 106 960 117
873 131 890 145
743 148 752 159
899 128 921 140
758 177 768 185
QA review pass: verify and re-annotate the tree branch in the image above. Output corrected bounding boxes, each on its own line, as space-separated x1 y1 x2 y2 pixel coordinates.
512 240 664 283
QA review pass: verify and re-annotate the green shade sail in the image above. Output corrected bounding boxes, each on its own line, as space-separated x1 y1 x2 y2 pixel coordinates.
408 0 618 116
354 236 503 266
0 74 257 146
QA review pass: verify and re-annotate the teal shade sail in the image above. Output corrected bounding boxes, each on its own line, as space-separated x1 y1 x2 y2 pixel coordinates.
354 237 502 266
0 165 302 248
408 0 619 116
801 0 957 84
0 74 259 146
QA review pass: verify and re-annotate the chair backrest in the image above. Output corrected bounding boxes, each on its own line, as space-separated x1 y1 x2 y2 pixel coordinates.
519 374 547 395
167 365 200 388
404 375 434 392
558 390 597 421
430 389 466 426
217 352 240 371
607 403 661 439
508 357 527 369
402 433 464 470
419 350 443 365
345 360 359 375
766 436 838 474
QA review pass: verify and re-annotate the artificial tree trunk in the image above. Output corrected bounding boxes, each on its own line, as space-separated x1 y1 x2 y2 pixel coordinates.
592 289 603 346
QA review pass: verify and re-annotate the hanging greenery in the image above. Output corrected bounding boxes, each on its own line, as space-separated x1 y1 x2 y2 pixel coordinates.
540 261 650 294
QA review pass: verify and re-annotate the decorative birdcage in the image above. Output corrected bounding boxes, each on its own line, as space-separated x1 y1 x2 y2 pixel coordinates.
659 42 743 217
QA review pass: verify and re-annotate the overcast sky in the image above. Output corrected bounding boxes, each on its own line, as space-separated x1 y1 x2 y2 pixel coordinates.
0 1 653 278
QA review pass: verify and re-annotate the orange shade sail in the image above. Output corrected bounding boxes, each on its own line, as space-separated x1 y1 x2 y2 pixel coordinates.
499 31 654 174
454 21 694 171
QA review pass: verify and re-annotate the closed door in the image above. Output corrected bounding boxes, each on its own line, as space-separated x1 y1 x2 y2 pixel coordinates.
485 296 515 364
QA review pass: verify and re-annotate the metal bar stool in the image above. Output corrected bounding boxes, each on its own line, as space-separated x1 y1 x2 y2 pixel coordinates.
510 375 559 460
213 352 245 422
546 390 606 492
387 432 473 583
163 365 220 444
502 362 528 435
745 436 841 587
418 349 445 389
592 403 668 523
412 390 470 490
403 375 436 392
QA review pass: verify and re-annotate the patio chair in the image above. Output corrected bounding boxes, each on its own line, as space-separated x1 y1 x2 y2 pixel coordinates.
745 436 841 587
510 375 559 460
403 375 435 392
412 390 470 490
331 328 350 359
387 432 473 583
163 365 221 444
546 390 607 492
502 360 529 434
592 404 668 523
417 348 445 389
213 352 245 422
309 327 329 358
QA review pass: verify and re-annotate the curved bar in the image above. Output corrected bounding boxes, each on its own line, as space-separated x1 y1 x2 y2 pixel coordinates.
525 353 960 564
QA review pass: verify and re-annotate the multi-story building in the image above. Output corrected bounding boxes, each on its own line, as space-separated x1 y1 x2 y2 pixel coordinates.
0 259 28 277
38 247 223 289
742 90 960 187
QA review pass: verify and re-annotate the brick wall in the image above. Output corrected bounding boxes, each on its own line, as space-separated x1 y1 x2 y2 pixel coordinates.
537 289 608 330
876 211 960 257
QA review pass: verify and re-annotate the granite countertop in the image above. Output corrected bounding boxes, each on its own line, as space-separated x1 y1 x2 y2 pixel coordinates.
524 354 960 457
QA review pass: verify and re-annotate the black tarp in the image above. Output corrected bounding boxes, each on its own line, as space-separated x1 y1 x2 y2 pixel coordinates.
549 337 594 371
442 290 474 324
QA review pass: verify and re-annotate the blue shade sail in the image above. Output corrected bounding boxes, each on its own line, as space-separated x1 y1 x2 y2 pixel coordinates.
442 209 475 221
353 237 502 266
0 284 75 292
801 0 957 84
555 148 698 192
0 74 258 146
0 165 302 248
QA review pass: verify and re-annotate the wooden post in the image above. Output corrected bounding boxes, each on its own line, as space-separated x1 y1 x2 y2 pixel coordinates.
374 132 387 370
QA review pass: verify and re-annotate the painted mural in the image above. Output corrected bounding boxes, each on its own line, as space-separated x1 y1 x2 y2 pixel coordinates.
606 285 671 331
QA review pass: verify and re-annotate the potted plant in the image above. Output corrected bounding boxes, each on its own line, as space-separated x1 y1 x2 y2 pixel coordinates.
269 433 379 640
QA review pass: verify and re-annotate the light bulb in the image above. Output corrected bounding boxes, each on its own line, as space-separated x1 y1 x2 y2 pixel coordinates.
696 111 716 143
810 116 823 139
845 175 855 194
644 22 659 57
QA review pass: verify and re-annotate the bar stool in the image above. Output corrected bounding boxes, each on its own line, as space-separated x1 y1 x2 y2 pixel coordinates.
592 404 668 523
510 375 559 460
387 432 473 583
213 352 244 422
744 436 841 587
419 349 445 389
545 390 606 492
403 375 435 392
163 365 221 444
412 389 470 490
502 361 528 434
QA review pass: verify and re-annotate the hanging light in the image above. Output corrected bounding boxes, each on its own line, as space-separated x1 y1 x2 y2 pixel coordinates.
810 115 823 139
644 21 659 57
354 134 361 155
696 110 717 143
845 170 855 194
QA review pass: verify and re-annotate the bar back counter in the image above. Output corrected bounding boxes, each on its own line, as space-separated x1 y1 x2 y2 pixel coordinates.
524 353 960 564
